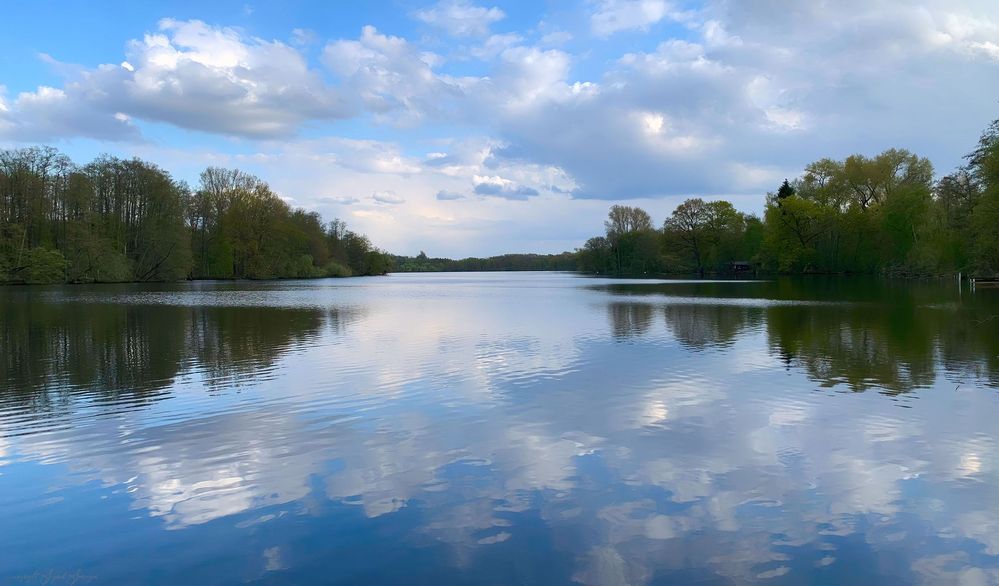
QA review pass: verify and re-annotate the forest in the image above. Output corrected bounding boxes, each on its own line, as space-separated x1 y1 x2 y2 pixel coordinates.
392 251 577 272
577 118 999 277
0 150 392 284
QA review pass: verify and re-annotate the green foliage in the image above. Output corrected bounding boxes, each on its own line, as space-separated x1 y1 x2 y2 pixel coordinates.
576 237 614 274
972 192 999 274
394 252 577 273
575 202 762 276
362 250 394 276
664 198 754 273
60 223 129 283
578 122 999 278
613 229 663 275
22 247 68 284
0 148 390 284
762 194 832 272
603 205 658 274
967 120 999 275
776 179 796 201
757 148 950 275
322 260 353 277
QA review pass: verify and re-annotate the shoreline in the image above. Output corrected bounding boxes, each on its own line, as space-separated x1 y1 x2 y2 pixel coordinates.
3 269 992 287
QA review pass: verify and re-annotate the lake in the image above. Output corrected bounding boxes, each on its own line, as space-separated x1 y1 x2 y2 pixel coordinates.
1 272 998 585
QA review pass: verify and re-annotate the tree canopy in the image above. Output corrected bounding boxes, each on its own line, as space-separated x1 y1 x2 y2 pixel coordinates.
0 148 392 284
577 118 999 278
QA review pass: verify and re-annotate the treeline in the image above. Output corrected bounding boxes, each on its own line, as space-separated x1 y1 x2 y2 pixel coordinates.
578 202 762 275
0 148 392 284
578 118 999 277
393 251 577 272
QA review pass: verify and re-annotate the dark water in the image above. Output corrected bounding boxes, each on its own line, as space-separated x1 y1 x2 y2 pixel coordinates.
2 273 998 585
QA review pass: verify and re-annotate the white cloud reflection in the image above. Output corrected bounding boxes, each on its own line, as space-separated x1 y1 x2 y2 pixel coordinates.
2 276 999 583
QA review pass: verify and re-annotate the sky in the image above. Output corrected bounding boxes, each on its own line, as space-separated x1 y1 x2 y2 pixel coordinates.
1 0 998 257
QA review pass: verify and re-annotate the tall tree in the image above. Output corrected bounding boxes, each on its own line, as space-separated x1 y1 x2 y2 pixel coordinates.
664 198 748 274
604 205 656 274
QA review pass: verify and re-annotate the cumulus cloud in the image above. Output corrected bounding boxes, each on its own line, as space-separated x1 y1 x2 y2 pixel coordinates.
1 19 350 141
484 38 765 199
414 0 505 37
486 46 576 111
123 19 350 135
0 85 141 142
323 25 474 125
590 0 680 37
6 1 999 252
481 0 999 201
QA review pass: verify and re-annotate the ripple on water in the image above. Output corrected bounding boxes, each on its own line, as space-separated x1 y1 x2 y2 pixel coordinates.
2 274 999 584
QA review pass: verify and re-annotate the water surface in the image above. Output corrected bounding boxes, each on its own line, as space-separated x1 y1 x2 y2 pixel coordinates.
2 273 998 584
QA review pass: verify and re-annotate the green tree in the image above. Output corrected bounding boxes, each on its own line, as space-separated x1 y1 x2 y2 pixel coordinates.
665 198 750 273
577 236 614 274
0 148 388 284
776 179 795 202
603 205 658 274
967 120 999 274
762 193 833 271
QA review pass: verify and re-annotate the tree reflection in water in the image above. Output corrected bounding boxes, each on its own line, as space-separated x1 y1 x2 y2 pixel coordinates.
599 277 999 393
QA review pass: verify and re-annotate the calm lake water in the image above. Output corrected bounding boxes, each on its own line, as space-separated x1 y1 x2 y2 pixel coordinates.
2 273 998 585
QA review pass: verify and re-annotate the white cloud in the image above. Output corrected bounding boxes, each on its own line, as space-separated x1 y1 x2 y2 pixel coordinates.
126 136 581 255
10 285 999 581
5 2 999 253
479 1 999 203
591 0 677 37
414 0 505 37
120 19 348 136
470 33 523 60
0 84 140 142
270 137 424 175
1 19 350 141
487 46 574 111
372 190 406 204
323 26 473 125
473 174 540 200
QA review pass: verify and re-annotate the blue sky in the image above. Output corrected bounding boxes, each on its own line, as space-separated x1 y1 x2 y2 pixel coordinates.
2 0 999 256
